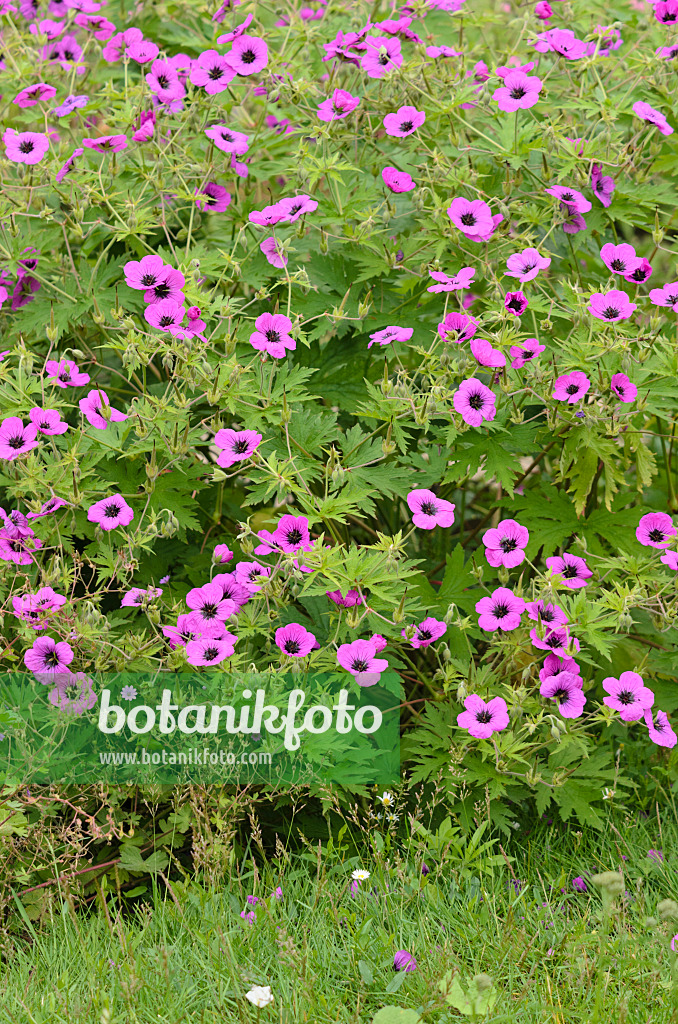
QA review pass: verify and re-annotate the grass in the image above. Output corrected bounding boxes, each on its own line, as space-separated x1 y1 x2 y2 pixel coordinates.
3 811 678 1023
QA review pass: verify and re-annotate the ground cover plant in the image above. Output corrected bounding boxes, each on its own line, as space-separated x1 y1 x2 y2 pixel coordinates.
2 0 678 1015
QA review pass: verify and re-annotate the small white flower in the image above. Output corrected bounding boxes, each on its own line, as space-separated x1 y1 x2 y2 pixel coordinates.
245 985 274 1008
376 790 395 808
602 787 615 801
351 869 370 881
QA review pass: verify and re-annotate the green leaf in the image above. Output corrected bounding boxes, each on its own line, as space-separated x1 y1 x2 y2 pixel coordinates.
440 972 499 1016
118 844 170 874
371 1008 421 1024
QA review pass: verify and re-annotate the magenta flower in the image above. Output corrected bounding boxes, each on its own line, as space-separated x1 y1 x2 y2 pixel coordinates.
656 0 678 23
600 243 641 276
272 514 311 552
539 653 581 683
531 28 589 60
535 1 553 18
124 254 167 291
603 671 654 722
470 338 505 368
625 258 652 284
447 197 493 239
27 496 69 520
146 58 185 101
144 267 185 305
317 88 360 121
649 283 678 311
249 312 295 358
87 495 134 531
393 951 417 972
278 194 318 223
645 709 677 748
3 129 49 164
545 185 591 213
214 428 262 468
476 587 525 631
562 208 587 234
327 589 364 608
186 583 236 629
213 545 232 565
195 182 231 212
228 34 268 74
403 617 447 648
213 573 250 609
610 373 637 403
24 636 74 675
190 49 236 93
83 135 128 153
572 876 587 892
588 289 637 322
275 623 316 657
260 237 288 268
185 635 237 666
438 312 479 343
13 82 57 107
636 512 677 548
144 299 186 332
660 550 678 571
510 340 545 368
540 672 586 718
29 408 68 436
530 625 580 657
0 417 39 460
249 203 286 227
52 93 89 117
526 600 568 628
632 100 674 136
453 378 497 426
205 124 249 154
382 166 416 193
553 371 590 404
427 267 475 292
56 147 84 183
505 291 528 316
79 389 128 430
48 672 97 715
591 164 614 207
457 694 509 739
368 325 413 349
361 35 402 78
75 13 116 40
383 105 425 137
337 639 388 676
505 248 551 283
493 70 542 111
483 519 529 568
545 551 593 588
121 587 162 608
407 489 455 530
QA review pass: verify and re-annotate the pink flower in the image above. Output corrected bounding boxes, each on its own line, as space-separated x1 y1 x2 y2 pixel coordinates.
453 378 497 426
13 82 57 107
87 495 134 531
186 582 236 630
337 639 388 677
625 259 652 284
545 185 591 213
360 35 402 78
56 147 84 183
79 389 128 430
510 340 545 368
505 248 551 282
214 428 262 468
610 373 637 403
216 14 253 42
470 338 505 368
228 34 268 75
368 325 413 348
75 13 116 40
600 243 641 276
636 512 676 548
146 59 185 102
447 197 493 239
249 312 295 358
656 0 678 24
128 39 159 63
476 587 525 631
195 182 231 212
403 617 447 648
3 129 49 164
645 709 677 748
277 194 318 223
493 70 542 111
438 312 479 343
545 551 593 588
0 417 39 460
317 88 360 121
205 125 249 154
660 550 678 571
190 49 236 93
82 134 128 153
427 267 475 292
52 94 89 117
591 164 614 207
588 289 637 322
327 589 364 608
539 653 581 684
144 299 186 332
535 1 553 18
260 237 288 268
275 623 316 657
603 671 654 722
505 291 528 316
102 27 143 61
562 209 587 234
383 105 426 137
530 625 580 657
540 672 586 718
124 254 167 291
382 166 416 193
213 544 233 564
24 636 74 675
185 635 237 666
48 672 97 715
553 371 590 404
632 100 674 136
526 600 568 628
531 28 589 60
29 408 68 435
482 519 529 568
407 489 455 530
649 283 678 311
457 694 509 739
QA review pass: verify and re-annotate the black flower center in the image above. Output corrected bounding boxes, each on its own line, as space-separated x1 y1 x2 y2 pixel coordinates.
545 634 563 648
562 566 578 578
265 330 281 344
45 649 61 667
476 710 492 723
468 392 484 410
59 372 71 382
499 538 517 552
158 74 169 87
232 438 249 453
493 604 509 618
8 434 26 450
19 140 35 154
460 212 476 226
208 66 224 80
159 315 175 327
241 49 257 64
565 383 580 395
201 603 218 619
509 87 526 98
399 120 413 131
610 259 625 271
352 658 369 672
284 639 300 653
286 528 303 544
203 645 219 661
649 528 665 542
420 501 437 516
618 689 635 705
153 282 171 299
601 306 620 319
104 502 121 518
